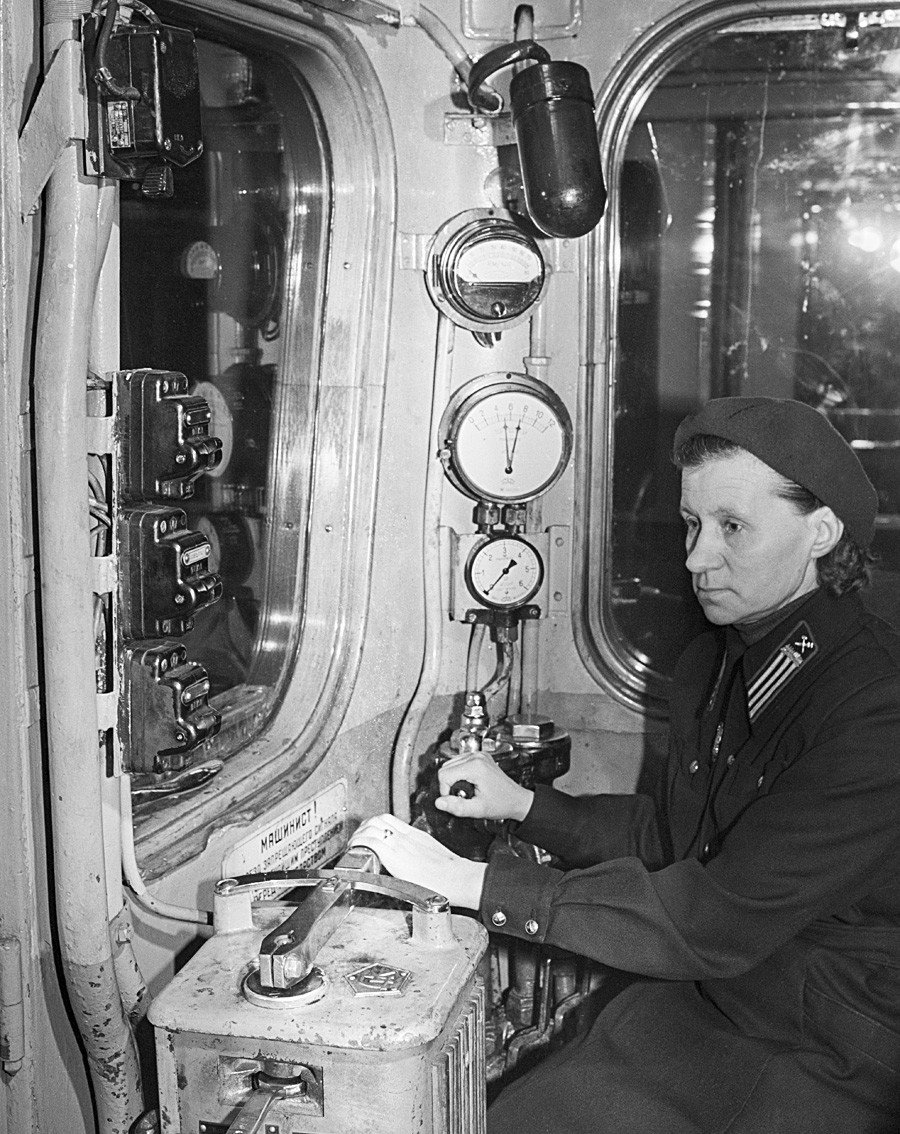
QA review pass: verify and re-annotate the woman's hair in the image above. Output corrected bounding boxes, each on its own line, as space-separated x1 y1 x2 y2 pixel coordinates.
673 432 875 596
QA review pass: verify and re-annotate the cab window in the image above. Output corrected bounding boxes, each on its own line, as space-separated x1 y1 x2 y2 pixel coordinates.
583 7 900 709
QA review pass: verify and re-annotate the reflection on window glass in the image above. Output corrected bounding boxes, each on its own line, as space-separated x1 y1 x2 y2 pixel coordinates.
120 38 328 749
610 11 900 682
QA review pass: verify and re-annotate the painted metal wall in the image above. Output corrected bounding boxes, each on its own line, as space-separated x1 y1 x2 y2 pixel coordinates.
1 0 680 1130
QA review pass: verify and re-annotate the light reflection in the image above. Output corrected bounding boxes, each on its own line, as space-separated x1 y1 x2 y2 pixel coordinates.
847 224 884 251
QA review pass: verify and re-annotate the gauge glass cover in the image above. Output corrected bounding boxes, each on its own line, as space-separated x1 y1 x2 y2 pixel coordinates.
466 536 543 610
427 209 547 332
451 233 544 322
453 387 569 502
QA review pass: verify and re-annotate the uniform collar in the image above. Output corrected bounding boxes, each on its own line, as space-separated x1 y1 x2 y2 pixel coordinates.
740 589 862 727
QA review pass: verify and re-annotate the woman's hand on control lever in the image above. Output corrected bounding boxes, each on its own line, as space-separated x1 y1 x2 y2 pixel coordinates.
435 753 534 822
351 814 487 910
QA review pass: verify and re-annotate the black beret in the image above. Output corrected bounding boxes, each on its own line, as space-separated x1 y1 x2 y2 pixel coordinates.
673 397 878 547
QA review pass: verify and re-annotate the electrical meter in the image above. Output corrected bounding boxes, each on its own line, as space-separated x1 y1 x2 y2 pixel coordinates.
465 534 543 610
439 372 572 503
426 209 547 332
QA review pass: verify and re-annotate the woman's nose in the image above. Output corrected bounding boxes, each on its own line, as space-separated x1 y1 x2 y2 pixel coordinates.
685 527 721 573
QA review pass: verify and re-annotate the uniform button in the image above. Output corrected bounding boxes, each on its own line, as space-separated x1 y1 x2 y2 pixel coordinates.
757 775 764 789
689 760 700 774
525 919 539 935
703 843 710 857
491 910 507 927
726 754 735 766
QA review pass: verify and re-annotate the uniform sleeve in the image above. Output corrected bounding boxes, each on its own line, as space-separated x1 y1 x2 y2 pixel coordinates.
514 783 665 868
480 675 900 980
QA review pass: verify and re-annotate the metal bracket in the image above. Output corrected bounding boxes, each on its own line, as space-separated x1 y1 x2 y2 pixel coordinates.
18 40 87 219
546 524 572 614
397 231 432 272
443 111 515 148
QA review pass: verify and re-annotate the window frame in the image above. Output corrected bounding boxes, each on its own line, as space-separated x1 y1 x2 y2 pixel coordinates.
574 0 892 714
133 0 395 877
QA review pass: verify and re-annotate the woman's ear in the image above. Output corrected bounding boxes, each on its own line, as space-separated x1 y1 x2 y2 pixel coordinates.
810 506 844 560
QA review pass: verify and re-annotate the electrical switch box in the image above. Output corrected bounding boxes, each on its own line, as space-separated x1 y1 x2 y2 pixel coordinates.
121 642 220 774
116 369 223 501
118 505 223 638
83 11 203 194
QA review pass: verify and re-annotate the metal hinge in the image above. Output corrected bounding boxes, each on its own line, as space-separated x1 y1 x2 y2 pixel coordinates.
0 937 24 1074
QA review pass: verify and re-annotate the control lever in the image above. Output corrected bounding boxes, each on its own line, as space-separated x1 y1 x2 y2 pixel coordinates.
214 849 456 1008
256 846 378 989
225 1065 315 1134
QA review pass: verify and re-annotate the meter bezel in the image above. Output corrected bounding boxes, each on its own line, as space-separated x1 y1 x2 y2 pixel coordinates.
465 534 544 611
425 208 548 332
439 372 573 504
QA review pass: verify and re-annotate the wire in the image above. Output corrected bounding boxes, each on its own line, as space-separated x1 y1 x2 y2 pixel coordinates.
91 0 141 100
119 776 212 925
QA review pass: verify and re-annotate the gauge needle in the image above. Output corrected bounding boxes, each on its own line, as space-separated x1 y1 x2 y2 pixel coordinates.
505 423 522 474
484 559 518 594
503 423 512 472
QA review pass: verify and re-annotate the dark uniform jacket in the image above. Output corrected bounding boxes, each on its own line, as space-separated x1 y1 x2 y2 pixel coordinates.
482 588 900 1133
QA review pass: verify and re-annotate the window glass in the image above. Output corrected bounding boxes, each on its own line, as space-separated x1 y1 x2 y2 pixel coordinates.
120 37 329 754
603 10 900 696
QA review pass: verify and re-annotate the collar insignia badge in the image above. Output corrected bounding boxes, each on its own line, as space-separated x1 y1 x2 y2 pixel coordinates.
747 621 818 722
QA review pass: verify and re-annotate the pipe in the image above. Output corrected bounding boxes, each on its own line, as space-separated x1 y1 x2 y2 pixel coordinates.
413 6 502 114
521 616 539 716
465 622 486 693
507 632 522 717
521 294 549 717
110 906 152 1027
390 314 456 821
34 5 142 1129
480 639 514 704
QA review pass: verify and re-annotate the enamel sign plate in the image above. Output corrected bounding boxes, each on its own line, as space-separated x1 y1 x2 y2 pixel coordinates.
221 779 348 893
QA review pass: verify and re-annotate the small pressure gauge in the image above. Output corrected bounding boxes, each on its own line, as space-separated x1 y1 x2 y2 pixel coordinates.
439 372 573 504
466 535 543 610
426 209 547 332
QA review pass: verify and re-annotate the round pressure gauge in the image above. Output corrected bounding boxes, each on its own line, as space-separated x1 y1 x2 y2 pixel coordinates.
439 372 573 503
466 535 544 610
426 209 547 332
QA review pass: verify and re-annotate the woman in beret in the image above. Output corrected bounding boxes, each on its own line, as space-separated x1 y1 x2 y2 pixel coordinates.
354 397 900 1133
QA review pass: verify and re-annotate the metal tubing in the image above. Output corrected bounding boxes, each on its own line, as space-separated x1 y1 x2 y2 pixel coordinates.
34 9 142 1131
465 622 487 694
390 314 456 821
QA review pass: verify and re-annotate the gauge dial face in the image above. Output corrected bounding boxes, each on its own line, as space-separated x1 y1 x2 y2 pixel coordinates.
455 236 542 285
452 235 544 322
466 536 543 610
451 384 571 502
